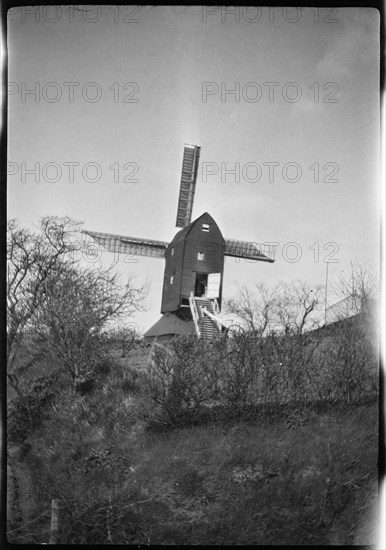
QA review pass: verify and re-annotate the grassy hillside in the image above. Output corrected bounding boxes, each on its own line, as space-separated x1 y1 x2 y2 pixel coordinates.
8 401 378 544
7 318 379 544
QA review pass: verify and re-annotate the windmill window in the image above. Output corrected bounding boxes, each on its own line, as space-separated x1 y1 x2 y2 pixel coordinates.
170 275 174 284
171 247 174 255
197 252 205 261
202 223 210 232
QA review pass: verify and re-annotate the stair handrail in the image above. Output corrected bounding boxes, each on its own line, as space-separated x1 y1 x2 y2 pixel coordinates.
201 307 225 332
189 292 201 338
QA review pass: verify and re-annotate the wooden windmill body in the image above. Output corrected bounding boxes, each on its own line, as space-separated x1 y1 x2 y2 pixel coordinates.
83 145 275 339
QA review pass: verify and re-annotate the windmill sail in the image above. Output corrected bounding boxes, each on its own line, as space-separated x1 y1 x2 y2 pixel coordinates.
175 144 201 228
224 238 275 262
82 230 168 259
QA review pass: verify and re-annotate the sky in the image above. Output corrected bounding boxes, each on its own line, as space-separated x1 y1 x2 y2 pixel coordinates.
7 5 381 333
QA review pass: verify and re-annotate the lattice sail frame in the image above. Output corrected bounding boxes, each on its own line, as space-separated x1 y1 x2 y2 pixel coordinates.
82 230 168 259
175 144 201 228
224 238 276 262
82 231 276 263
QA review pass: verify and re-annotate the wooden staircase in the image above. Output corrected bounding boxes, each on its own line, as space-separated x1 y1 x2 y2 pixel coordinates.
191 297 221 340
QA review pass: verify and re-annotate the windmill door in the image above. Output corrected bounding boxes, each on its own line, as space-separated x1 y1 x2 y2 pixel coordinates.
207 273 221 299
194 273 208 297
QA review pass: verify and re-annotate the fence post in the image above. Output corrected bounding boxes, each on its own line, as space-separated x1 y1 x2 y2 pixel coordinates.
49 499 58 544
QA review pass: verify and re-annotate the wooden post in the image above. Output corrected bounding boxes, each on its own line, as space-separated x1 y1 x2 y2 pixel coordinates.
49 499 58 544
106 495 112 544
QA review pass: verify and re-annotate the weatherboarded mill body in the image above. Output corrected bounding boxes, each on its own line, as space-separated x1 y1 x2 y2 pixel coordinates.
161 212 225 315
83 145 275 340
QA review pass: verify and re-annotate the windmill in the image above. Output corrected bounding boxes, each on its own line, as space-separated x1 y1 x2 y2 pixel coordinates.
82 144 276 340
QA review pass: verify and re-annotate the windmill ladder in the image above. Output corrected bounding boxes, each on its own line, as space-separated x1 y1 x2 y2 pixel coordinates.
190 296 223 340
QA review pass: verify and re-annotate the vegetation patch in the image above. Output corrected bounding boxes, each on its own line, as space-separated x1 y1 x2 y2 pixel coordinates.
7 218 379 544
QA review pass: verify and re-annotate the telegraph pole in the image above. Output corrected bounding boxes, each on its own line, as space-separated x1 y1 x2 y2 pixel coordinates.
324 261 329 324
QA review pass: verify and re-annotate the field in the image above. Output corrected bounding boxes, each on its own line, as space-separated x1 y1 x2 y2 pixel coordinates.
7 335 379 545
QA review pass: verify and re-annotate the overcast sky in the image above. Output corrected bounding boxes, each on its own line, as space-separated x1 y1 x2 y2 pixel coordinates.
7 5 380 332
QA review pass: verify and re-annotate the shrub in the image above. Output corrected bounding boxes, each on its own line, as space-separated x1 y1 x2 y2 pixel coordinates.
8 375 57 441
218 332 260 413
146 337 225 426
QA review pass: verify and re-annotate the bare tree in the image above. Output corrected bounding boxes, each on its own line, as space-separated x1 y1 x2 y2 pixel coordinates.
225 281 323 335
224 280 325 405
328 259 379 320
34 263 148 384
7 217 148 390
325 260 379 402
104 324 142 358
276 280 324 334
224 282 278 334
7 217 81 394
